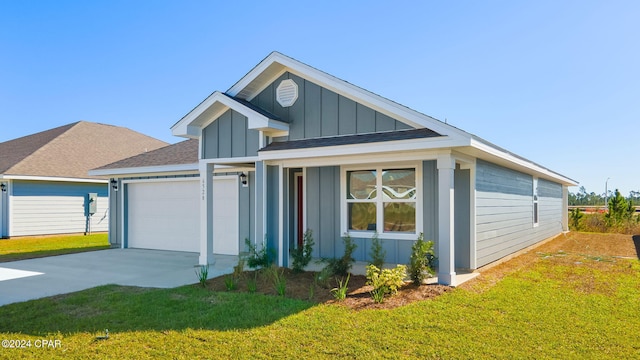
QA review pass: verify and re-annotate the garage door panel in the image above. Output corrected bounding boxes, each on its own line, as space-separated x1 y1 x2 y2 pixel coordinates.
128 180 199 252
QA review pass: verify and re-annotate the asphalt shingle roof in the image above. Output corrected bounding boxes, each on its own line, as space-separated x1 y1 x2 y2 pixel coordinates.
259 128 442 152
95 139 198 170
0 121 168 179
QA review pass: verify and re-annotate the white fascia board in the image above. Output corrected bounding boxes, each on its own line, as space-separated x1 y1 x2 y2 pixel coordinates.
258 136 468 163
199 156 259 165
469 138 579 186
273 149 442 168
227 52 470 141
0 175 108 184
88 163 199 178
172 90 288 137
247 117 289 133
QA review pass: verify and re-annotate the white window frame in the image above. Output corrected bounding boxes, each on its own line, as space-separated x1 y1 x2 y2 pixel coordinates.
533 177 539 227
340 162 423 240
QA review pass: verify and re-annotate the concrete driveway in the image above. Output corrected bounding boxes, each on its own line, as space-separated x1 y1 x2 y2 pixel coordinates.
0 249 238 306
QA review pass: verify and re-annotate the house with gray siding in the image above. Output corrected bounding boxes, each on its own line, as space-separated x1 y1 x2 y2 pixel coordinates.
0 121 167 238
91 52 577 286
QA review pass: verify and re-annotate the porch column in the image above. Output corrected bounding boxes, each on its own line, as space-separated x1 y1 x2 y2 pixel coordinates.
199 162 215 265
277 164 285 267
437 154 456 286
254 161 266 250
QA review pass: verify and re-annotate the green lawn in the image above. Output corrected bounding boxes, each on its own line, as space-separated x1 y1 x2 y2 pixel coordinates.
0 234 109 262
1 236 639 359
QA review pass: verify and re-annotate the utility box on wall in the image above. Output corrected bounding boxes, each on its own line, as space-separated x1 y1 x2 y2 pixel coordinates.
86 193 98 216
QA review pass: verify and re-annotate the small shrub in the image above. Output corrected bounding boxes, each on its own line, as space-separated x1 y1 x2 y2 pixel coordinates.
408 233 436 285
308 283 315 300
233 257 245 278
194 265 209 287
314 266 333 289
369 232 386 269
247 274 257 293
366 264 406 304
224 276 237 291
323 233 357 277
291 229 315 273
267 265 286 297
330 274 350 301
245 237 274 269
569 208 583 231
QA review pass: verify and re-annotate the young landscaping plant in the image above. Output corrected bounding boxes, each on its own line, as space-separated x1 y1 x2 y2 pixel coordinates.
369 232 386 269
569 207 584 231
330 273 350 301
366 264 407 304
224 276 237 291
408 233 436 285
266 265 286 297
291 229 315 273
244 237 274 269
323 233 357 277
195 265 209 288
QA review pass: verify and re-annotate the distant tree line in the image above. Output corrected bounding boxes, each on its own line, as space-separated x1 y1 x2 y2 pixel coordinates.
569 186 640 206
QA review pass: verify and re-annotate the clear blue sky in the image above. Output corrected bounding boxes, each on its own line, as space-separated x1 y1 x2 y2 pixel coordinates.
1 1 638 195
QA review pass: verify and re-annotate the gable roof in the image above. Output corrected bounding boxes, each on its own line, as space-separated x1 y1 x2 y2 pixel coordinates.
0 121 168 180
171 52 577 186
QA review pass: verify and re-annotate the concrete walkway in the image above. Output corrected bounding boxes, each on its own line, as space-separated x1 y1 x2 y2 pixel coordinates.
0 249 238 306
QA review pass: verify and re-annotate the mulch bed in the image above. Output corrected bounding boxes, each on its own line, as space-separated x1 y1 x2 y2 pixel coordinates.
205 268 452 311
205 233 639 310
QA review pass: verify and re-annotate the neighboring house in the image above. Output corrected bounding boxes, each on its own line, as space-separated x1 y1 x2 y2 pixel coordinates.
0 121 167 238
91 52 577 285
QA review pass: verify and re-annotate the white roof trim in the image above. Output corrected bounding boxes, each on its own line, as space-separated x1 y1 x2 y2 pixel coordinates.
0 175 108 184
89 163 199 177
468 138 578 186
258 136 468 162
171 91 288 138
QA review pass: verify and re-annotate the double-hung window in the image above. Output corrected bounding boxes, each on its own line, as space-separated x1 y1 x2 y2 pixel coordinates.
344 164 420 238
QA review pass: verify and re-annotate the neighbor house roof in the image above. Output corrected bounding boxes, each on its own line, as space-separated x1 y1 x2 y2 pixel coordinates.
0 121 168 181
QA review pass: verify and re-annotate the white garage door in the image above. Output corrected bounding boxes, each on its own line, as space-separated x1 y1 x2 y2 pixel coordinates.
127 177 240 254
128 180 200 252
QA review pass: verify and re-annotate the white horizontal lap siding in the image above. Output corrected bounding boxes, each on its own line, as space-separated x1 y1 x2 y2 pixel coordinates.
11 195 105 236
90 197 109 233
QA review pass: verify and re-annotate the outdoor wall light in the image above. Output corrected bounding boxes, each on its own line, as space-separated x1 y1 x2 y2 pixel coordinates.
110 179 118 192
239 173 248 187
0 183 6 192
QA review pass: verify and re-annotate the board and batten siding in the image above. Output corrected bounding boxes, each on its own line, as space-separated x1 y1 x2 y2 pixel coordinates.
10 180 108 237
304 163 439 265
250 72 412 141
475 160 563 267
202 109 260 159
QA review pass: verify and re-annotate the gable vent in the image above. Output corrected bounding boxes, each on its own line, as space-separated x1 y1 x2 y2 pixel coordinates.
276 79 298 107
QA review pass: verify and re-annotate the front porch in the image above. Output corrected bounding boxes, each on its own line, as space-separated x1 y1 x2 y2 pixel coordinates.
198 150 477 287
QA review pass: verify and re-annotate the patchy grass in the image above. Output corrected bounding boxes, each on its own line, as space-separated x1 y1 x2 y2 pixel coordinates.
0 234 109 262
1 232 639 358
